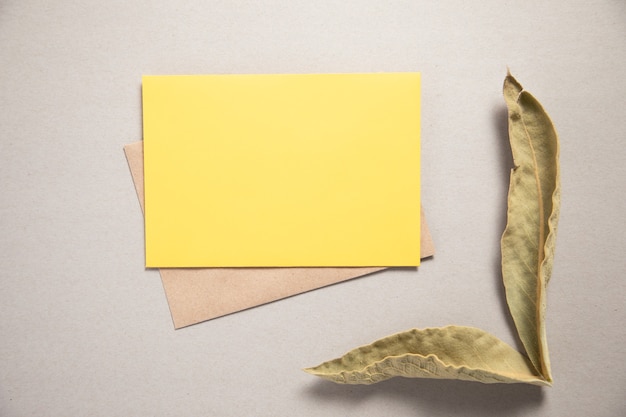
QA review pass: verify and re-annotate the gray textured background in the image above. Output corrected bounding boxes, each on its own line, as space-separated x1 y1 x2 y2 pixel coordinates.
1 1 625 416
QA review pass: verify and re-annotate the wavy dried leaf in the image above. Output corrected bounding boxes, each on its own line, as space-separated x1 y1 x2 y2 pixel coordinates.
305 326 548 386
305 73 560 387
501 73 560 382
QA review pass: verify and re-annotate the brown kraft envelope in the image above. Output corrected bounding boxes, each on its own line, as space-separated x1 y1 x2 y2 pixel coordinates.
124 141 435 328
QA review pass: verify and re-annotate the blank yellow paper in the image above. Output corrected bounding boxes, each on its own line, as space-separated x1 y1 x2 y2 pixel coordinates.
142 73 420 267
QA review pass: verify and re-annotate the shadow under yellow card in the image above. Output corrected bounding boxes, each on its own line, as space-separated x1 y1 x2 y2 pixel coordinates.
142 73 420 267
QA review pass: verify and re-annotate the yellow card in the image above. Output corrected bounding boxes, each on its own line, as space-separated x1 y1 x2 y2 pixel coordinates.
142 73 420 267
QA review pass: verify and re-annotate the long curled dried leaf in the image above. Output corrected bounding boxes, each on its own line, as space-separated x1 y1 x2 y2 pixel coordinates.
501 73 560 382
305 73 560 386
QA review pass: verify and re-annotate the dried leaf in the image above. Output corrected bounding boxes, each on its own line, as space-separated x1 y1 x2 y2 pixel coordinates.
501 72 560 382
304 326 549 386
305 73 560 386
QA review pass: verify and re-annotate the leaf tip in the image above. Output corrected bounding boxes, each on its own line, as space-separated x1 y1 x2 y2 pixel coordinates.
303 365 328 379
